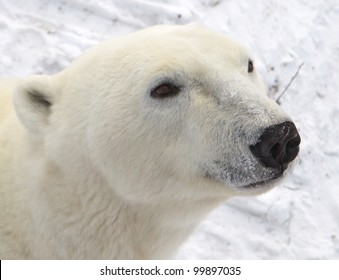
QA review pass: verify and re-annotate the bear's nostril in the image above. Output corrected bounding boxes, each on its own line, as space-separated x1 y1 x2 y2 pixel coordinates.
286 137 300 150
250 121 301 169
283 136 301 163
270 143 282 159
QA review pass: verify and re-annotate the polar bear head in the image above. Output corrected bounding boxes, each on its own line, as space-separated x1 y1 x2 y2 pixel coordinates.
14 24 300 203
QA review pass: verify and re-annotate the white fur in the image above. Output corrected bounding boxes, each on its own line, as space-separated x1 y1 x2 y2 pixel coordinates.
0 24 293 259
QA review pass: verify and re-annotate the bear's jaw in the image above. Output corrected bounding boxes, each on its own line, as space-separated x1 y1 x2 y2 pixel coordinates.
201 159 289 195
236 175 285 197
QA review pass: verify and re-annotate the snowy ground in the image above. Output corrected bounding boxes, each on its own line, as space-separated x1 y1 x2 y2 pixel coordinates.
1 0 338 259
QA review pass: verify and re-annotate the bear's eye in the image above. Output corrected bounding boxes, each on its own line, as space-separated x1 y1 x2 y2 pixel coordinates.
248 59 254 73
150 83 180 98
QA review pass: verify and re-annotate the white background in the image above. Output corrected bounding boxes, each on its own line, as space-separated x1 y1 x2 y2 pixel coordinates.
2 260 339 279
0 0 338 259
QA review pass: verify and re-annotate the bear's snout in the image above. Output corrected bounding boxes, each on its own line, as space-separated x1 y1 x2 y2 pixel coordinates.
250 121 301 170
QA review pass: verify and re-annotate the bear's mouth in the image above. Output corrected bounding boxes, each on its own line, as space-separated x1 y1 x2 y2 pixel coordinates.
203 164 285 191
240 177 278 189
239 170 284 189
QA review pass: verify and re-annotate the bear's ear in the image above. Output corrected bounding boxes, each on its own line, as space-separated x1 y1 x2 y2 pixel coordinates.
14 75 55 136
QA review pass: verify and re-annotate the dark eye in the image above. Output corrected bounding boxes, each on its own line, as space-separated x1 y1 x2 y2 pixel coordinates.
248 59 254 73
150 83 180 98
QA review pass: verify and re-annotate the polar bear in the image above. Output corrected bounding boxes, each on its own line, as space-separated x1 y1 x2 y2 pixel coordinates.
0 24 300 259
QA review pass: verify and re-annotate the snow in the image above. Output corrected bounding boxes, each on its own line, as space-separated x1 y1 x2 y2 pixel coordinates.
1 0 338 259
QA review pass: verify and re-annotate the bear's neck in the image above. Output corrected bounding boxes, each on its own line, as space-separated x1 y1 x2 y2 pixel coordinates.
25 160 225 259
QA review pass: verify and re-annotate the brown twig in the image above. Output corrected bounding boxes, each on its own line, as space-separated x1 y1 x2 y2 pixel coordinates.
276 62 304 105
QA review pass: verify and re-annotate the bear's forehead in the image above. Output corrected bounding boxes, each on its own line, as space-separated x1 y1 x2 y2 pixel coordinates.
93 25 248 63
133 24 248 58
70 25 251 85
107 25 250 73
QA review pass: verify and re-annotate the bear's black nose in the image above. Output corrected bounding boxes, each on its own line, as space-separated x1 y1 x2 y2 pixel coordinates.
250 121 301 169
